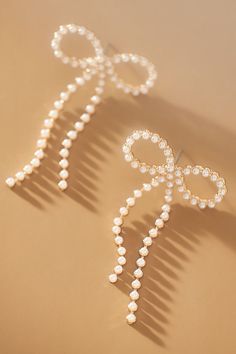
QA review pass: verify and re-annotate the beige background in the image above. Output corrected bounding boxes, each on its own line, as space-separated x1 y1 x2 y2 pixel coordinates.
1 1 236 354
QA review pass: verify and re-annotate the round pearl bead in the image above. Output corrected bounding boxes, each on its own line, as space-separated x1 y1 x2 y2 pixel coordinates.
120 207 128 216
134 189 142 198
160 211 169 221
155 218 164 228
114 265 123 275
67 130 77 140
113 217 123 226
114 236 123 245
117 247 126 256
143 237 152 246
126 313 136 325
6 177 15 187
132 279 141 289
75 77 85 86
128 301 138 312
143 183 152 191
126 197 135 206
35 149 44 159
44 118 54 128
80 113 90 123
49 110 59 119
74 121 84 131
95 87 104 95
67 84 77 92
59 159 69 169
54 100 63 110
60 92 69 101
59 169 69 179
109 273 117 283
16 171 25 181
117 256 126 265
23 164 33 174
37 139 47 149
149 228 158 238
59 148 69 158
62 139 72 149
130 290 139 300
136 257 146 268
91 95 101 105
139 247 149 257
85 104 95 114
112 226 121 234
58 180 68 190
31 158 40 167
162 204 170 212
133 268 143 278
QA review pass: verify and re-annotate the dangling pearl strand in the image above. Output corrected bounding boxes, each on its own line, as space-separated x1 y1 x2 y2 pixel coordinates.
109 173 174 324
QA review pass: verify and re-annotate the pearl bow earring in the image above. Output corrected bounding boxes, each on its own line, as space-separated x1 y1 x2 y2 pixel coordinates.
5 24 157 190
109 129 227 324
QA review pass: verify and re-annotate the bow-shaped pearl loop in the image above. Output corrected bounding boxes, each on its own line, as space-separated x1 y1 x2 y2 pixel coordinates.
6 24 157 190
109 129 227 325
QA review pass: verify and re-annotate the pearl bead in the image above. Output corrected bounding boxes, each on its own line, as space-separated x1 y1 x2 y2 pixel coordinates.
58 180 68 190
117 247 126 256
85 104 95 114
117 256 126 265
35 149 44 159
44 118 54 128
59 169 69 179
165 195 173 203
114 265 123 274
133 268 143 278
31 158 40 167
59 159 69 169
74 121 84 131
67 84 77 92
136 257 146 268
60 92 69 101
143 237 152 246
113 217 123 226
59 148 69 158
134 189 142 198
160 211 169 221
112 225 121 234
37 139 47 149
48 110 59 119
128 301 138 312
132 279 141 289
67 130 77 140
54 100 63 110
23 164 33 174
91 95 101 105
16 171 25 181
149 228 158 238
126 313 136 324
162 204 170 212
6 177 15 187
139 247 149 257
80 113 90 123
109 273 117 283
95 87 103 95
40 129 50 138
115 236 123 245
126 197 135 206
75 77 85 86
120 207 128 216
155 218 164 228
143 183 152 191
62 139 72 149
130 290 139 300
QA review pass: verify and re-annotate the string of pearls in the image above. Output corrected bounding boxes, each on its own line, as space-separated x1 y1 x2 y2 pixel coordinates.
5 24 157 189
109 129 227 324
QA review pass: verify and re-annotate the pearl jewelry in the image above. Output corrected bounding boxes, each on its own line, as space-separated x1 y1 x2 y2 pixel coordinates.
16 171 25 181
120 207 128 216
109 273 118 283
117 247 126 256
5 177 15 188
130 290 139 301
128 301 138 312
117 256 126 265
126 313 136 324
133 268 143 278
23 164 33 174
132 279 141 289
58 180 68 190
59 169 69 179
114 236 123 245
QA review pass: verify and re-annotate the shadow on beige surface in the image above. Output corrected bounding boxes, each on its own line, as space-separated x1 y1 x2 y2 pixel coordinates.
11 93 235 212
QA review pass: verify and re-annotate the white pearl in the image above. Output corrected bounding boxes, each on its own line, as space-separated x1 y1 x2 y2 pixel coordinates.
6 177 15 187
109 273 117 283
67 84 77 92
139 247 149 257
162 204 170 212
114 265 123 275
58 180 68 190
23 164 33 174
44 118 54 128
31 158 40 167
37 139 47 149
136 257 146 268
91 95 101 105
115 236 123 245
134 189 142 198
130 290 139 300
85 104 95 114
117 256 126 265
48 110 59 119
126 313 136 324
143 183 152 191
59 159 69 169
67 130 77 140
120 207 128 216
143 237 152 246
54 100 63 110
74 121 84 131
35 149 44 159
149 228 158 238
112 225 121 234
165 195 173 203
133 268 143 278
60 92 69 101
160 211 169 221
126 197 135 206
155 218 164 228
75 77 85 86
40 129 50 138
59 169 69 179
132 279 141 289
128 301 138 312
59 148 69 158
113 217 123 226
117 247 126 256
62 139 72 149
95 87 103 95
80 113 90 123
16 171 25 181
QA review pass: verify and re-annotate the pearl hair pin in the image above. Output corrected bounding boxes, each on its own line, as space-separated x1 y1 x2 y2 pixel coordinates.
108 129 227 325
5 24 157 190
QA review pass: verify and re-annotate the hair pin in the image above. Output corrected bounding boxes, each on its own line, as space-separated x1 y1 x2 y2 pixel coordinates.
5 24 157 190
108 129 227 324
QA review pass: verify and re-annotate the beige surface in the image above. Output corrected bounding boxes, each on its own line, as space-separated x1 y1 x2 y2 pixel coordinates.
1 1 236 354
